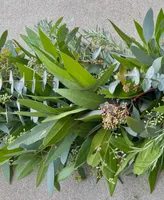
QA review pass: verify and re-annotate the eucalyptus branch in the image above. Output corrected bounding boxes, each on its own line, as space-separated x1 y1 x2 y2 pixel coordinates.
132 88 155 102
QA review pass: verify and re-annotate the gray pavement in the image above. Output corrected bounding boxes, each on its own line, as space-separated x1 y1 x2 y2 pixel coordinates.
0 0 164 199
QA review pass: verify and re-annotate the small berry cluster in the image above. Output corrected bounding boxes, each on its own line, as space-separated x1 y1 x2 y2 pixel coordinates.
0 93 11 104
100 102 128 130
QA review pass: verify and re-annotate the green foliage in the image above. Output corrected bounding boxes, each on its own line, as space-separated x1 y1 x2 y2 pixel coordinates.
0 8 164 198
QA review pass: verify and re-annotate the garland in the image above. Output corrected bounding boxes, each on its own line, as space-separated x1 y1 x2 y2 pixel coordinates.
0 8 164 197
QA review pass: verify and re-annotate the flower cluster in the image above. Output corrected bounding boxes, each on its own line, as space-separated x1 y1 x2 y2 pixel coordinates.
0 93 11 104
100 102 128 130
112 148 126 165
144 109 164 128
123 83 140 93
162 96 164 102
0 49 10 63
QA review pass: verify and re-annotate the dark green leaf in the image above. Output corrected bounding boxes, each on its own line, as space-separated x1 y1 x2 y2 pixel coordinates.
149 159 160 193
110 137 131 152
87 129 110 167
93 65 115 91
126 117 145 134
13 40 34 58
75 137 93 168
43 116 73 146
102 147 118 196
116 153 136 176
50 17 63 35
0 30 8 50
66 27 79 44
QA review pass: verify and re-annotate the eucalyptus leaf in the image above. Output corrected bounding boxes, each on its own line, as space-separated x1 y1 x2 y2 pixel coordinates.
142 78 152 92
108 80 120 94
1 162 11 184
47 162 55 196
8 121 54 150
0 73 2 90
143 8 154 42
92 47 102 60
146 65 155 79
131 44 154 66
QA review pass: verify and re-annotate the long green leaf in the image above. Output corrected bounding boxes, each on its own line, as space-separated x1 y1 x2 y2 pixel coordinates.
54 89 105 110
61 52 96 87
18 99 59 114
43 107 86 122
39 29 58 58
87 129 110 167
33 46 80 89
109 20 145 50
75 137 93 168
133 145 161 175
155 9 164 34
134 20 146 44
116 153 136 176
43 116 73 146
149 159 160 193
0 30 8 50
46 133 76 165
15 157 39 179
109 137 131 152
13 39 34 58
103 147 118 196
26 27 41 47
93 65 115 91
75 110 102 121
36 159 48 187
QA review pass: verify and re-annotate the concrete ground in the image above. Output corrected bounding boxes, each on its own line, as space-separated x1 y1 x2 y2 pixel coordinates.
0 0 164 199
